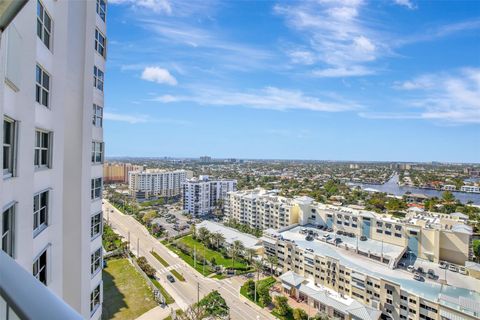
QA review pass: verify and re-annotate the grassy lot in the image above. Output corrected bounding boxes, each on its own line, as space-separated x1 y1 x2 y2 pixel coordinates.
166 243 212 275
102 258 157 320
178 235 249 270
151 250 169 267
150 278 175 304
240 276 276 307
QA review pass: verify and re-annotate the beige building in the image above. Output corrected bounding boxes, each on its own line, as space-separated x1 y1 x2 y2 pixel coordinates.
128 169 193 199
103 162 143 183
263 226 480 320
227 189 473 267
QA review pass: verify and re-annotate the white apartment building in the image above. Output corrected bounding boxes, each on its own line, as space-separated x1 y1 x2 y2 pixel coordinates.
0 0 107 319
128 169 193 199
224 188 298 230
183 175 237 216
460 185 480 193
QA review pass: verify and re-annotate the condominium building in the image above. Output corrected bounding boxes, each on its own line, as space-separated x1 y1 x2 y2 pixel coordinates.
183 175 236 216
128 169 193 199
103 162 143 183
224 189 299 230
263 225 480 320
0 0 107 319
226 189 473 266
460 185 480 193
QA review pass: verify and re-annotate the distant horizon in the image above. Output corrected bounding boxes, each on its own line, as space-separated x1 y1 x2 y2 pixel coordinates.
104 155 480 165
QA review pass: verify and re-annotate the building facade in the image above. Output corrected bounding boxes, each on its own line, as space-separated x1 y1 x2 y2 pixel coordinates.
0 0 107 318
103 162 143 183
183 175 236 216
263 226 479 320
128 169 192 199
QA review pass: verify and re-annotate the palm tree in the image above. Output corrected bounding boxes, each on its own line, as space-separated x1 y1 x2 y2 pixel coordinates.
252 259 263 303
210 232 225 250
245 248 257 265
229 240 244 268
197 227 210 243
266 255 278 275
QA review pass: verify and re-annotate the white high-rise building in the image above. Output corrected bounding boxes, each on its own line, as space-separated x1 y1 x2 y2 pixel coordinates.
0 0 107 319
128 169 193 199
183 176 237 216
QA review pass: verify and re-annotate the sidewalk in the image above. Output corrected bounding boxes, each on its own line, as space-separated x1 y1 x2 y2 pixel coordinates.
136 303 179 320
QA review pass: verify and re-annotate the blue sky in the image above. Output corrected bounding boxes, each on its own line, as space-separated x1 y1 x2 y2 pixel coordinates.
104 0 480 162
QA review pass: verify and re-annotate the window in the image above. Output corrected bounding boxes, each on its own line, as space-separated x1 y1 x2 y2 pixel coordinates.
90 284 101 314
33 249 47 285
33 190 49 235
36 0 52 49
91 247 102 276
95 29 106 57
2 205 15 257
34 130 51 168
94 66 104 91
3 117 17 177
91 178 102 200
93 104 103 127
36 64 50 107
91 212 102 239
91 142 104 164
96 0 106 21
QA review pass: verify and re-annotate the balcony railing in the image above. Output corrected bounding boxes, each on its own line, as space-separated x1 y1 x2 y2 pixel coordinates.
0 250 82 320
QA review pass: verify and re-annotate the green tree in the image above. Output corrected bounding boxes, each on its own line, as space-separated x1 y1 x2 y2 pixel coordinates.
210 232 225 250
274 295 291 316
244 279 255 298
473 239 480 262
142 210 157 225
442 191 455 203
245 248 257 264
136 257 156 277
197 227 210 243
258 284 272 307
266 255 278 275
197 290 229 318
293 308 308 320
229 240 245 268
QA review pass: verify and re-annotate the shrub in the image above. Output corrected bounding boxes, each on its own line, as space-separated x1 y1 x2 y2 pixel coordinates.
274 295 291 316
137 256 156 277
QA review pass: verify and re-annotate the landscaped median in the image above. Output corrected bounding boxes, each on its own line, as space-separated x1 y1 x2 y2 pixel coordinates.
150 250 186 281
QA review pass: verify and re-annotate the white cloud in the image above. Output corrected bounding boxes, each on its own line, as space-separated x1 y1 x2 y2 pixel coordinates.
104 112 150 124
141 67 178 85
375 68 480 124
288 50 316 65
152 86 360 112
109 0 172 13
393 0 416 10
274 1 383 78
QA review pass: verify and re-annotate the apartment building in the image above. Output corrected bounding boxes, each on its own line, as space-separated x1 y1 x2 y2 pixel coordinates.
224 188 300 230
128 169 193 199
183 175 236 216
0 0 107 319
226 189 473 266
103 162 143 183
263 226 480 320
460 185 480 193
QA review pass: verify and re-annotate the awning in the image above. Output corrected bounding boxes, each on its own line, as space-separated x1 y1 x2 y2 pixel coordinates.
282 283 292 290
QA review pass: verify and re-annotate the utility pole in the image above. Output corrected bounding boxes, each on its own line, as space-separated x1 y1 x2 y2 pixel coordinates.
137 238 140 256
194 245 196 269
128 231 131 250
197 282 200 305
203 246 206 275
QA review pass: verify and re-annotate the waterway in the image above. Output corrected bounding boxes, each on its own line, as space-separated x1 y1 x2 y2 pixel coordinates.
352 174 480 205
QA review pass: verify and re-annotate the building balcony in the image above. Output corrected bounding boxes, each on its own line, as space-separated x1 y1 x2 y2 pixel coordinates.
0 251 82 320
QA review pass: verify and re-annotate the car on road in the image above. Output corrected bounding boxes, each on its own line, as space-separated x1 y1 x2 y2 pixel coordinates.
167 274 175 283
459 267 468 275
448 265 458 272
407 265 415 272
413 273 424 281
398 262 406 268
360 235 367 241
417 267 424 274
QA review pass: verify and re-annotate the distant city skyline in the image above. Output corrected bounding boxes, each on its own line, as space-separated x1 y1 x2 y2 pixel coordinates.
105 0 480 163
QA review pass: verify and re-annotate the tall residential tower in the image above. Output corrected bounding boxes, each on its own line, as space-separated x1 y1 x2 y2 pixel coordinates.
0 0 107 318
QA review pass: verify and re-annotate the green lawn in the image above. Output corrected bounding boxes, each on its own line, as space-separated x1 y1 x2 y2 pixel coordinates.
166 243 213 275
102 258 157 320
177 235 249 270
240 276 276 307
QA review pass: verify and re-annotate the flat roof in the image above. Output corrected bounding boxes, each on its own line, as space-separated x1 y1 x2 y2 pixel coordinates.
276 225 480 315
196 221 261 249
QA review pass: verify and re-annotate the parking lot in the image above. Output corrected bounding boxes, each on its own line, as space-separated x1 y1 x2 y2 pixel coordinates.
151 209 192 238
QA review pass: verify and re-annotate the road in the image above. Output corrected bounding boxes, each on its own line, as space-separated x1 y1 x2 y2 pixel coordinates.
104 200 275 320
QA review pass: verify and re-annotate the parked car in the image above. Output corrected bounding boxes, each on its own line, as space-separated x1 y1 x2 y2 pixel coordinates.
413 274 424 281
327 228 333 232
459 267 468 275
439 261 448 269
427 273 436 279
417 267 424 274
167 274 175 283
360 235 367 241
398 262 406 268
407 265 415 272
427 269 435 276
449 265 458 272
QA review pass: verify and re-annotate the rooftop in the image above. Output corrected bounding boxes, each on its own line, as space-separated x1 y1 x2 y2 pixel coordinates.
196 220 262 249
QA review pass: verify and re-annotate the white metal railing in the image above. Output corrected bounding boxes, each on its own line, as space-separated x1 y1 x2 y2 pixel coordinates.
0 250 82 320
